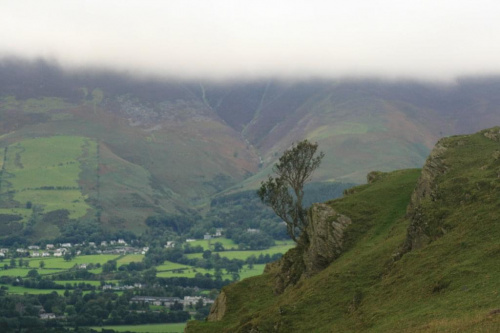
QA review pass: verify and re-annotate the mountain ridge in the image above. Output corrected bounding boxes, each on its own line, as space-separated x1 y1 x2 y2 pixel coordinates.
1 59 500 239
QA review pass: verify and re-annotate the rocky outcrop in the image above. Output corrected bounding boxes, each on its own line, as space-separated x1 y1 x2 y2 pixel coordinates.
400 139 449 254
269 203 351 294
304 204 352 275
206 203 350 322
483 127 500 142
206 290 227 322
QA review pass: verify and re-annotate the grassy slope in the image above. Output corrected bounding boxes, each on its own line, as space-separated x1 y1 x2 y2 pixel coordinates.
187 129 500 332
0 136 95 225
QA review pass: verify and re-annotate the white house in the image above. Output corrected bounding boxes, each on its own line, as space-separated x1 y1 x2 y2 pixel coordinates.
61 243 72 248
40 313 56 320
31 252 40 257
118 239 127 245
42 252 50 257
28 245 40 250
46 244 54 250
204 234 212 240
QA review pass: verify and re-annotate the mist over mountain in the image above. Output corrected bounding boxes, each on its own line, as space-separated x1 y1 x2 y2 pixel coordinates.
1 59 500 236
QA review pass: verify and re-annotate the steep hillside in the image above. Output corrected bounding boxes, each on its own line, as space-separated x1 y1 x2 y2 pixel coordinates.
187 128 500 332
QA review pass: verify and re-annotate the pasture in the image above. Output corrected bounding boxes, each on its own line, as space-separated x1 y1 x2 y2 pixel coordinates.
0 136 97 219
186 237 238 251
185 240 294 260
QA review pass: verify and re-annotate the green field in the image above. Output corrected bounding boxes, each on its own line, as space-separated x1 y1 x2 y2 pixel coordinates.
156 263 265 280
28 254 120 269
1 284 66 295
0 208 31 222
155 260 192 272
90 323 186 332
117 254 145 266
0 267 65 277
185 240 294 260
186 237 238 251
0 136 97 220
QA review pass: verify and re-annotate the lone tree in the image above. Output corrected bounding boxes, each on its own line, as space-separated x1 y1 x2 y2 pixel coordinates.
257 140 324 243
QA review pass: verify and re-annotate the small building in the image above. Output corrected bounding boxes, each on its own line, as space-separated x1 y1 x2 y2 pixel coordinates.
215 228 223 237
0 253 5 258
101 241 107 246
40 313 56 320
31 252 40 257
246 228 260 233
186 239 196 242
110 241 117 245
61 243 72 248
28 245 40 250
46 244 54 250
130 296 182 307
16 248 27 253
183 296 214 308
0 248 9 253
204 234 212 240
42 252 50 257
88 242 96 247
165 241 175 248
118 239 127 244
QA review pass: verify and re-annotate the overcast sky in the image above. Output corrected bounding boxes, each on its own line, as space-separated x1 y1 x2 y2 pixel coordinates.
1 0 500 81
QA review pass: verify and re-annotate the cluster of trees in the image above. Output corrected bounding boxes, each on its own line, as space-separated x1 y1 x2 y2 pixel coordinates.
0 287 189 331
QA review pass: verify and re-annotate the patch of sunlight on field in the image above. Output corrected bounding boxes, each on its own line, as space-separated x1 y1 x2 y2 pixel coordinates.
155 261 191 272
117 254 144 266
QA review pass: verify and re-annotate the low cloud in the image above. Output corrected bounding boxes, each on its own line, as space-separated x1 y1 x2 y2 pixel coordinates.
1 0 500 81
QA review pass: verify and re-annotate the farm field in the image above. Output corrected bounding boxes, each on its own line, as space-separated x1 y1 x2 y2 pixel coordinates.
1 284 66 295
28 254 121 269
90 323 186 332
185 237 238 251
156 263 265 280
0 136 98 221
185 240 294 260
117 254 145 266
0 267 65 277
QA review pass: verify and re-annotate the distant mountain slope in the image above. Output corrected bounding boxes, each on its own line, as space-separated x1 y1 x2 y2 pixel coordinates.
1 59 500 238
187 128 500 332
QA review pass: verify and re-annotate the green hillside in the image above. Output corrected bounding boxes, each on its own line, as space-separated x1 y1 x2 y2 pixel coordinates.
187 128 500 332
2 61 500 240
